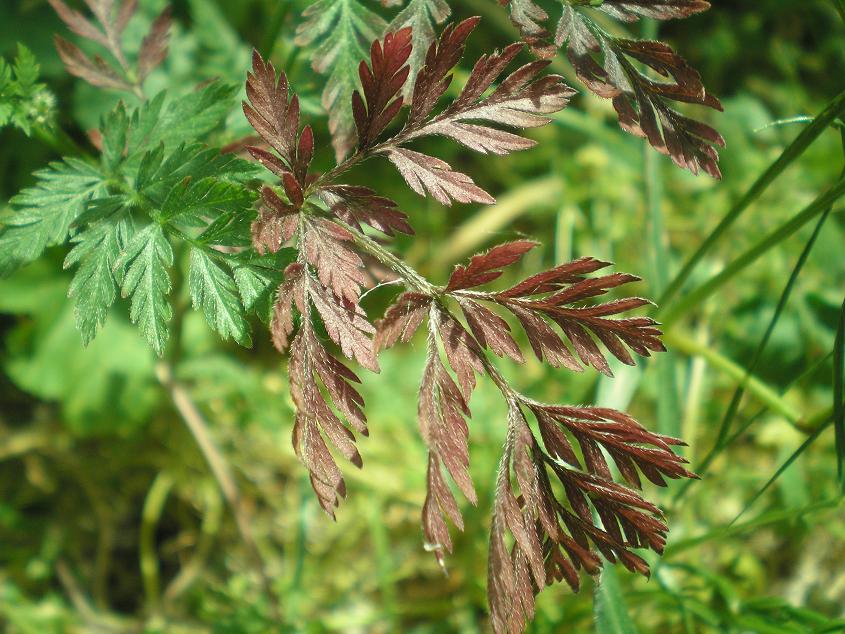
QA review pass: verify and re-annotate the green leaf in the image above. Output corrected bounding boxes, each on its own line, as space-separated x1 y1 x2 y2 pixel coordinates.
231 249 297 321
295 0 387 158
0 43 53 135
115 224 174 356
387 0 449 99
189 248 251 346
594 565 639 634
135 143 256 197
1 159 105 277
12 43 39 91
127 81 239 157
100 102 130 173
161 177 255 225
64 213 135 345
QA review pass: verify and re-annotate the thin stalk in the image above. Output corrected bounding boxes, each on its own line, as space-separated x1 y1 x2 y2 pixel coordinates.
671 351 835 505
662 330 801 425
658 88 845 308
156 362 280 623
641 20 681 438
140 472 174 616
699 210 831 459
34 123 92 160
333 218 438 294
163 483 223 606
660 177 845 325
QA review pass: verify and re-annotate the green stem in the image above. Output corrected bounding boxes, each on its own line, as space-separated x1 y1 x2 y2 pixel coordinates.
33 124 92 160
261 1 292 58
333 218 438 295
163 483 223 606
660 177 845 325
662 330 801 426
140 472 174 617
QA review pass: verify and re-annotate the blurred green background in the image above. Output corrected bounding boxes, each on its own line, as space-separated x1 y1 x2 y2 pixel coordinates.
1 0 845 632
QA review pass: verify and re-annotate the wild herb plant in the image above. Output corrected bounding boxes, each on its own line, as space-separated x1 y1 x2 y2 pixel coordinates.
0 0 720 630
5 1 844 632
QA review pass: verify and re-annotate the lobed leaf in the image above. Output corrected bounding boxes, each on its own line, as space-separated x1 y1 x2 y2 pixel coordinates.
1 159 105 277
115 223 173 356
501 0 723 177
189 248 252 347
386 0 451 100
295 0 387 159
65 213 134 345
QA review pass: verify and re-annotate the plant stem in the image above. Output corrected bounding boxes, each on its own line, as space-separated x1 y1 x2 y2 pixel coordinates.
155 362 281 623
334 218 439 295
662 330 802 426
163 483 223 606
140 472 174 616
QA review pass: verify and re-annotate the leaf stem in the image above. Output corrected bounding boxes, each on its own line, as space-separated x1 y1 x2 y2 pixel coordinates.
140 471 174 616
332 218 439 295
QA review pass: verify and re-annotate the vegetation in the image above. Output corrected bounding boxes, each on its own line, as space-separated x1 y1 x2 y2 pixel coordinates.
1 0 844 632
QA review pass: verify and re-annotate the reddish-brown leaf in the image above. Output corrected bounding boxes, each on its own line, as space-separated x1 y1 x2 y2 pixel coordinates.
244 50 313 182
49 0 109 47
137 7 171 81
409 16 481 124
302 218 368 305
374 292 432 350
446 240 537 291
458 299 523 362
319 185 413 236
308 274 379 372
251 186 298 255
501 0 723 177
352 27 413 148
387 147 495 206
54 35 133 91
289 326 366 517
438 312 485 400
417 335 477 566
270 263 304 353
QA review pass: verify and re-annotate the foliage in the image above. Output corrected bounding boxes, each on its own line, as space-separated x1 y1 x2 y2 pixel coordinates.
1 0 844 632
0 43 54 135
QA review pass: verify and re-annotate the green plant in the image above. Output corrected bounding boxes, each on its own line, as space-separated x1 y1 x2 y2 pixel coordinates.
3 1 844 633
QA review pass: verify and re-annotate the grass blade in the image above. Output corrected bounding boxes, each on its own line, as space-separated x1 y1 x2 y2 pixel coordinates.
643 84 681 437
595 565 639 634
684 209 830 483
835 299 845 487
730 419 832 525
661 176 845 325
658 88 845 308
